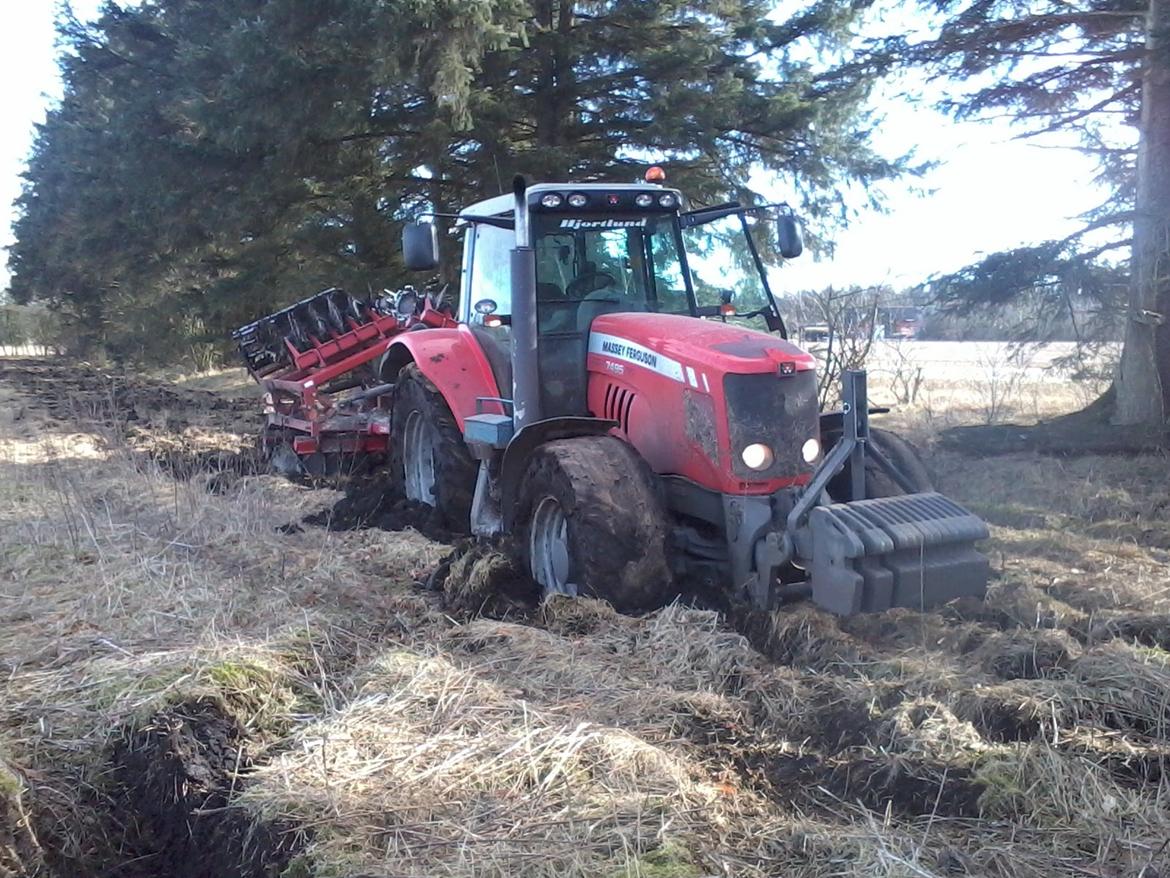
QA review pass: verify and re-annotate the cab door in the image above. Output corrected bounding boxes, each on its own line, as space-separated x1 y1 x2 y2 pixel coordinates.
463 221 514 400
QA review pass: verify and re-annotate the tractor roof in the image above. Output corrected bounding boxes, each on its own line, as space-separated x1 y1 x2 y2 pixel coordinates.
459 182 684 219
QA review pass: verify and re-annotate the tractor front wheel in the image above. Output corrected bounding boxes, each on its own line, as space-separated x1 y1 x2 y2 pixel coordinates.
827 427 934 501
390 364 477 530
516 436 674 612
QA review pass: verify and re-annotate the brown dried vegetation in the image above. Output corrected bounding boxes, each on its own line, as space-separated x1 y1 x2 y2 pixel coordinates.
0 357 1168 878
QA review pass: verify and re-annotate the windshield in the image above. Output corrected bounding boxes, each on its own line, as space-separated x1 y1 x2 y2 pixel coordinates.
533 215 689 319
525 209 780 334
682 212 775 329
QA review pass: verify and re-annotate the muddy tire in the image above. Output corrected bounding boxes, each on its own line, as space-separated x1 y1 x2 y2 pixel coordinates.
828 427 934 501
869 428 934 495
390 363 476 530
515 436 674 612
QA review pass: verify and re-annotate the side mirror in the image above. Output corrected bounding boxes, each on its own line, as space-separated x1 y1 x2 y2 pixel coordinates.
776 214 803 259
719 289 734 305
402 222 439 271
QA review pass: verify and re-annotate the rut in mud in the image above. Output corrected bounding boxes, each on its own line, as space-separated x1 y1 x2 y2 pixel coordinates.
107 699 301 878
302 469 456 542
0 357 261 481
7 699 301 878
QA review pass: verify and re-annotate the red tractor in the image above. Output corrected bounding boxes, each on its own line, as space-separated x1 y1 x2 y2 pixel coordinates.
237 173 988 615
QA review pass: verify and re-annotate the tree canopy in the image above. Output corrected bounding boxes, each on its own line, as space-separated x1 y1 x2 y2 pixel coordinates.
892 0 1168 426
9 0 905 365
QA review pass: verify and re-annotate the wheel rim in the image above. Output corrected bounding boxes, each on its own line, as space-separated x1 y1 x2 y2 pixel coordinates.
402 410 437 505
529 495 575 597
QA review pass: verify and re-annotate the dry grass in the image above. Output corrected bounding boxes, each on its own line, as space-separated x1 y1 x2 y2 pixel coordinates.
860 340 1116 436
165 365 257 397
0 352 1168 878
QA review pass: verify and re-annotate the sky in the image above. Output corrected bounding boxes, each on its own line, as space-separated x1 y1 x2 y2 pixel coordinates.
772 86 1109 294
0 1 1115 296
0 0 104 290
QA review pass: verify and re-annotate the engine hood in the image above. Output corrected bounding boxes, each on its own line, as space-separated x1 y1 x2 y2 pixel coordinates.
589 312 816 377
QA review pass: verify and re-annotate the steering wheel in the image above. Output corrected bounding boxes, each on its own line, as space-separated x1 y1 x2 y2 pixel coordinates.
566 270 616 298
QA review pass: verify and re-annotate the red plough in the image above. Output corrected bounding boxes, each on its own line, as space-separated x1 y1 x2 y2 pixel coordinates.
232 286 454 475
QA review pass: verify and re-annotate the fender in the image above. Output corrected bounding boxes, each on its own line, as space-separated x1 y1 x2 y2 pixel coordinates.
378 324 502 430
500 417 619 529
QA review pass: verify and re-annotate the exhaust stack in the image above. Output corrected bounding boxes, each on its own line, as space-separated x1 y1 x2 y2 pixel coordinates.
510 175 542 428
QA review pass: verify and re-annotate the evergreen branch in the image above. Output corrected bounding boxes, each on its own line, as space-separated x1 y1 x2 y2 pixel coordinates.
1011 82 1141 137
1075 237 1133 261
316 129 419 145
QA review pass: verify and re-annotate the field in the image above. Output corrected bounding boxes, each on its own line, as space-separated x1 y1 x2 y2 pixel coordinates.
1 347 1168 878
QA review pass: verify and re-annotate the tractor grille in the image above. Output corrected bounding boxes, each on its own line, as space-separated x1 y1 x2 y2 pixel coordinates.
603 383 636 433
724 369 819 480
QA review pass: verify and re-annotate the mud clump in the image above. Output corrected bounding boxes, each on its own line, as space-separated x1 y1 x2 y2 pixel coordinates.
1090 612 1170 651
537 594 623 636
303 470 455 541
110 698 300 878
824 753 985 817
732 604 872 669
949 683 1059 743
878 698 988 759
663 691 751 748
434 541 540 619
753 750 985 818
972 629 1078 680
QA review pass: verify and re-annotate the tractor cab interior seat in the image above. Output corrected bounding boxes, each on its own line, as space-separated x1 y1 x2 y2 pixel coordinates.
536 281 578 335
537 282 564 299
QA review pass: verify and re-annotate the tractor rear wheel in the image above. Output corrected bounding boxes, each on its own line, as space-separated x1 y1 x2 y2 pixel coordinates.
828 427 934 501
515 436 673 612
390 363 476 530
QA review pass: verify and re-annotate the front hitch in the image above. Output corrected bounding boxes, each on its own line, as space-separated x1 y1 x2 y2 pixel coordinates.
750 370 990 615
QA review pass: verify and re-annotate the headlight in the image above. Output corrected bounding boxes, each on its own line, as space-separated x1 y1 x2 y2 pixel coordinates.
635 193 654 208
741 443 774 471
567 193 588 208
658 193 678 208
801 438 821 463
540 193 563 208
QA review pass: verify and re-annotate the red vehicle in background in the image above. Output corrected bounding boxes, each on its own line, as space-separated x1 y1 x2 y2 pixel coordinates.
884 306 923 340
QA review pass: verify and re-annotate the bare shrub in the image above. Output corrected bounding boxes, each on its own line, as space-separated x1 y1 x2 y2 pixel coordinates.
798 288 878 409
881 339 925 405
969 345 1034 425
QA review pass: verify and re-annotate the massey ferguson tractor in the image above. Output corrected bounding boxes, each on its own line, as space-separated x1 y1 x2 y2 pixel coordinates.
234 172 989 615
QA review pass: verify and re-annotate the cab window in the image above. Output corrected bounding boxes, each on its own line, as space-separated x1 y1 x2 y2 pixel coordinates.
468 222 513 320
531 216 689 313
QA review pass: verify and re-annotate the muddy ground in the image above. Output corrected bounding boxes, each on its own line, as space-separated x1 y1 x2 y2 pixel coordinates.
1 356 1169 878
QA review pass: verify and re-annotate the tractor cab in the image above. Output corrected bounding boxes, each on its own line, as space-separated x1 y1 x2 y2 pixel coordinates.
438 180 800 419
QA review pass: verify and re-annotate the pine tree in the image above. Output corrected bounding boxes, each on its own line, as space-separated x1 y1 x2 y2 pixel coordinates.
11 0 906 364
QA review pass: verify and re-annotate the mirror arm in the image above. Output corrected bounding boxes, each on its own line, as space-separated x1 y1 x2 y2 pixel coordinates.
460 214 514 230
681 201 795 228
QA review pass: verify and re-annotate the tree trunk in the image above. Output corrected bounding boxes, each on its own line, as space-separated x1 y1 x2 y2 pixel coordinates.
533 0 575 174
1115 0 1170 425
